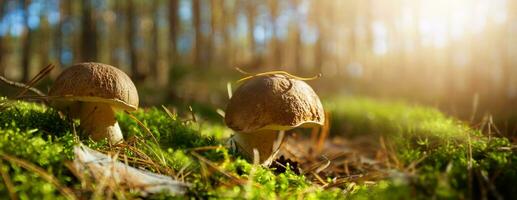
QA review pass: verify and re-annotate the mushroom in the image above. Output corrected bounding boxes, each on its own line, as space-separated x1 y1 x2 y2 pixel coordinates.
49 62 138 144
225 74 324 165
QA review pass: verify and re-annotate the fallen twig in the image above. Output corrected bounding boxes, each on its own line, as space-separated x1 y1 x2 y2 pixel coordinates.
0 75 46 97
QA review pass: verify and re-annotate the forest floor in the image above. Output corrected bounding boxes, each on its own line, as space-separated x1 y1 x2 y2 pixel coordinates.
0 96 516 199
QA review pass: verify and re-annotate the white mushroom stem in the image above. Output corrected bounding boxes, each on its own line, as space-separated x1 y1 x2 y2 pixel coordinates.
78 102 123 144
233 130 285 165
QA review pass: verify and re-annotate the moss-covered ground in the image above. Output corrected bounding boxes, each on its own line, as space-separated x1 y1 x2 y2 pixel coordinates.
0 96 515 199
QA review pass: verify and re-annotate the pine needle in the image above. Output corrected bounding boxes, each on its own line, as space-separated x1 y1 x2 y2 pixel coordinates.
15 63 54 99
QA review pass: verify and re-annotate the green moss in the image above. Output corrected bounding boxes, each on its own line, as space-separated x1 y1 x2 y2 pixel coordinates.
348 181 413 200
325 97 469 140
0 99 74 198
1 96 516 199
326 96 517 199
116 107 224 149
0 98 341 199
193 158 342 199
0 99 72 137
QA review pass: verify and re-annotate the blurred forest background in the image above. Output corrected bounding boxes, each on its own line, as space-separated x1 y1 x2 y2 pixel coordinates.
0 0 517 137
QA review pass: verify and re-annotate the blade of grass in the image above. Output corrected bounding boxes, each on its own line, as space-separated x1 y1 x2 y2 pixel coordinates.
0 160 18 200
190 151 249 185
125 111 160 146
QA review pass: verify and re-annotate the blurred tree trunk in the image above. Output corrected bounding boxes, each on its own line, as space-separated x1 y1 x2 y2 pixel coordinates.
39 15 51 68
313 3 324 72
54 0 70 70
96 2 110 64
21 0 33 82
0 0 4 75
208 0 217 67
268 0 281 67
109 0 123 67
80 0 98 61
221 2 235 67
150 0 167 87
72 1 81 63
169 0 179 65
501 0 516 100
150 0 159 80
245 1 257 68
0 35 3 76
127 0 141 81
192 0 202 67
314 35 323 71
293 25 302 71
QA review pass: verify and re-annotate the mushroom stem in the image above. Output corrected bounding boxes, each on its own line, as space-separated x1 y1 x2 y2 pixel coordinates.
78 102 123 144
233 130 283 165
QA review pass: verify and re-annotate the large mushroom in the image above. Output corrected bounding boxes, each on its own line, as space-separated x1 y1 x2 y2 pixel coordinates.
225 74 324 165
49 62 138 144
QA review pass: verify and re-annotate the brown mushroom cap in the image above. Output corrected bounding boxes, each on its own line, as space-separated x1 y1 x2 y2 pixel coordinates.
225 74 324 133
49 62 139 111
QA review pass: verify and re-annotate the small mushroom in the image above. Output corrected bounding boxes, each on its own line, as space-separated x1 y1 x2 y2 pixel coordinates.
225 74 324 165
49 62 138 144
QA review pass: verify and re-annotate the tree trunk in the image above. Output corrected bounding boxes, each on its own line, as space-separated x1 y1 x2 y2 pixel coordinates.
169 0 179 65
245 1 257 68
127 0 141 81
0 0 4 75
0 35 3 76
221 2 233 67
72 1 81 63
39 15 51 69
150 0 166 87
54 0 70 70
268 0 281 68
21 0 33 82
80 0 98 61
192 0 202 67
208 0 217 67
109 0 123 67
293 26 302 72
501 0 516 100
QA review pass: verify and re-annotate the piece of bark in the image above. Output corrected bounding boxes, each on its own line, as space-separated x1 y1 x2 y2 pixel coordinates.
72 145 189 196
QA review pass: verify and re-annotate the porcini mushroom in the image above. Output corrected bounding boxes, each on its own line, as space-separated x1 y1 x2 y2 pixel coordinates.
225 74 324 165
49 62 138 144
